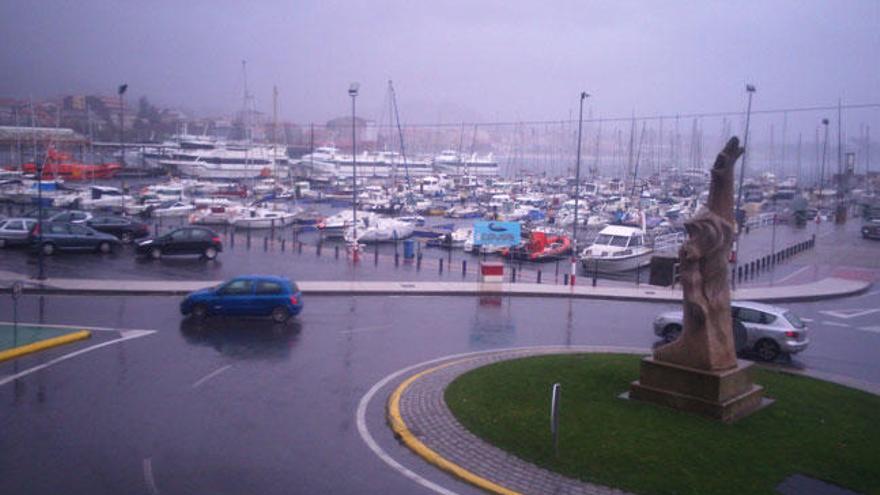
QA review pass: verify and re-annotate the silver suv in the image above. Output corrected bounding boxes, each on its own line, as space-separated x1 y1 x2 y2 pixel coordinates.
653 301 809 361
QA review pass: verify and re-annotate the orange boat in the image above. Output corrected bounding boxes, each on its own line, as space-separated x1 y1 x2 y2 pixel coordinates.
20 148 122 181
502 231 571 262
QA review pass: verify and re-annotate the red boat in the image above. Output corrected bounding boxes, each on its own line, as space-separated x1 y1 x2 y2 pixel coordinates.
502 231 571 262
19 149 122 181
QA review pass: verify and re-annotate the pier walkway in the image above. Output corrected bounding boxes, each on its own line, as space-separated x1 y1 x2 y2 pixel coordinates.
0 269 869 303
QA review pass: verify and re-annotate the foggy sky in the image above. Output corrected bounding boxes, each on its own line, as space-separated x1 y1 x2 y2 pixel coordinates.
2 0 878 127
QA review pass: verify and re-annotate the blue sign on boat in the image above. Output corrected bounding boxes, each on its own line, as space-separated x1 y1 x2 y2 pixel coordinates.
473 221 520 247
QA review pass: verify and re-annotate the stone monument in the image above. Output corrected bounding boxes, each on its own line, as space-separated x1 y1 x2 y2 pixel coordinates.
629 137 768 422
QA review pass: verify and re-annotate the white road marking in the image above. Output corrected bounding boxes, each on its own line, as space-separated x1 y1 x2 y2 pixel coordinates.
355 345 649 495
821 320 853 328
191 364 233 389
0 330 156 387
819 308 880 320
143 458 159 495
775 265 811 284
340 325 391 335
800 317 814 323
0 321 147 333
857 326 880 334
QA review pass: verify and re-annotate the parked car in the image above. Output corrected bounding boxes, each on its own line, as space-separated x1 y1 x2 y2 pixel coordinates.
135 226 222 260
861 219 880 240
0 217 38 248
47 210 93 224
652 300 809 361
87 215 150 243
28 221 120 255
180 275 303 323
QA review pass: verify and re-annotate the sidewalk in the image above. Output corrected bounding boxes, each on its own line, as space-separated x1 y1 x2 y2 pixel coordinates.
0 269 870 303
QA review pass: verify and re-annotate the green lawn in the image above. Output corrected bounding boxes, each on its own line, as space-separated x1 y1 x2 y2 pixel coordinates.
445 354 880 495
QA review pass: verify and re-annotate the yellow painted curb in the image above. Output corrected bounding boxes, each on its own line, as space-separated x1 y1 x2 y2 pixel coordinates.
0 330 91 363
388 358 523 495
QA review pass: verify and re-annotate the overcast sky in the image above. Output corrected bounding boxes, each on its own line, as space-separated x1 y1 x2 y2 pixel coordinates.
2 0 878 127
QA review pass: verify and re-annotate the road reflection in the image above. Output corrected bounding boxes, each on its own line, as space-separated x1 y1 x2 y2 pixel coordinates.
180 317 302 360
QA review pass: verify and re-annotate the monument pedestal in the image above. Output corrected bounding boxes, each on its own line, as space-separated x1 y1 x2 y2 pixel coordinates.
629 357 768 423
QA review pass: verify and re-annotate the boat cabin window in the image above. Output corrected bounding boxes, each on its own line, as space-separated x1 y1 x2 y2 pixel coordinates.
630 236 642 247
594 234 630 247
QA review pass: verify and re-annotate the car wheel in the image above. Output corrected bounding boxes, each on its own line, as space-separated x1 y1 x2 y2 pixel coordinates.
753 339 780 362
191 303 209 321
662 324 682 343
98 241 113 254
149 247 162 260
203 246 218 260
0 239 6 248
120 232 133 244
271 306 290 323
41 243 56 256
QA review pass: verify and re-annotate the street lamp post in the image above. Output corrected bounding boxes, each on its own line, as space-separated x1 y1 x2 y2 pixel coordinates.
731 84 755 290
571 91 589 286
118 83 128 216
349 83 360 261
818 118 830 222
36 158 45 280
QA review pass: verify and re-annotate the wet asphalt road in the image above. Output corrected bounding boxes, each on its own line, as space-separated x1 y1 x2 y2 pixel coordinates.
1 288 879 495
0 214 877 494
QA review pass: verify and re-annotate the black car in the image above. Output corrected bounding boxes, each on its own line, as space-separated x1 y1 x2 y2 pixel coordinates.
862 221 880 240
135 227 223 260
87 216 150 243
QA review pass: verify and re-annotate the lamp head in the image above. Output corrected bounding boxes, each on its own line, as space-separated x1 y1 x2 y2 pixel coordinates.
746 84 756 93
118 84 128 95
580 92 590 100
348 83 359 97
822 118 829 125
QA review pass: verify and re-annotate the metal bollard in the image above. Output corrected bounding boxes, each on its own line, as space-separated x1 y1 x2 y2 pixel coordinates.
281 239 286 252
335 245 339 259
395 252 399 266
270 219 275 240
230 230 235 248
246 230 251 249
537 270 542 284
417 253 422 271
264 236 268 251
439 258 444 274
461 260 467 278
511 267 516 283
317 242 322 257
738 266 743 283
563 273 569 285
374 247 379 265
298 242 303 254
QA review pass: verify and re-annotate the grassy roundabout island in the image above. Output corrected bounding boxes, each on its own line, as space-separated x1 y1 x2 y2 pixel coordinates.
445 354 880 495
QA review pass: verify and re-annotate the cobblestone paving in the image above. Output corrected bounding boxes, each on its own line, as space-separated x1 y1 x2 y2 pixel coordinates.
397 347 640 495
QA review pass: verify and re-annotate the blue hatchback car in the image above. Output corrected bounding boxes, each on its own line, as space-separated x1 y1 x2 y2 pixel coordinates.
181 275 303 323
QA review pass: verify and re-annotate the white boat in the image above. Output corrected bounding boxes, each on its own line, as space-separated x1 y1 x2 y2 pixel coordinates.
229 208 299 229
189 205 244 225
152 201 195 218
318 210 377 239
432 150 499 176
579 224 653 273
344 216 414 244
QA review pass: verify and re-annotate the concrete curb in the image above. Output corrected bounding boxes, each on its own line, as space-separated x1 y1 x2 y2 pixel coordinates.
387 347 880 495
0 330 92 363
0 271 871 303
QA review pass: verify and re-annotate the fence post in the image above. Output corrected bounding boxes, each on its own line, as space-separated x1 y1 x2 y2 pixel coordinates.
335 245 339 259
317 242 322 257
511 267 516 283
592 259 598 287
281 239 286 252
263 236 268 251
439 257 444 274
417 252 422 271
537 270 542 284
563 273 569 285
461 260 467 278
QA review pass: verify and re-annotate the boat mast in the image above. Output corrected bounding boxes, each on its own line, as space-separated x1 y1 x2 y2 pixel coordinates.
389 80 410 187
272 85 278 181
